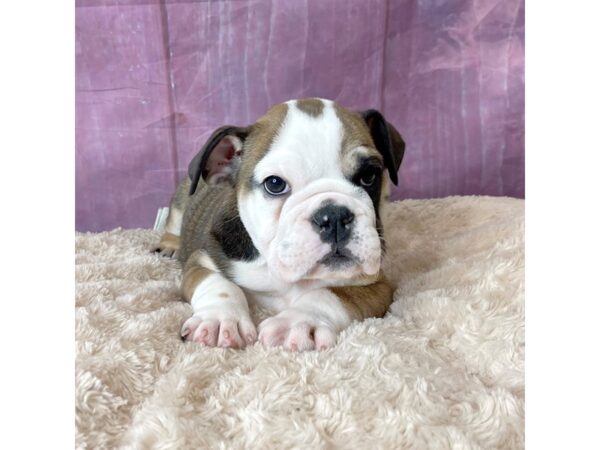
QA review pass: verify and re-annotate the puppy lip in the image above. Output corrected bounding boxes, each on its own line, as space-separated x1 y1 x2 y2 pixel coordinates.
317 247 356 268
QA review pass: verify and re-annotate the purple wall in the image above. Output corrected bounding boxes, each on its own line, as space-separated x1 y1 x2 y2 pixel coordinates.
76 0 524 232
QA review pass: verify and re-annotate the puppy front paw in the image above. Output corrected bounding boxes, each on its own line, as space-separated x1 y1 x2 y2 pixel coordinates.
258 311 338 352
152 243 179 258
152 232 180 258
180 313 257 349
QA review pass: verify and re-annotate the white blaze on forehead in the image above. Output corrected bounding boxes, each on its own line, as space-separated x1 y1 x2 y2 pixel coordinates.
253 99 345 186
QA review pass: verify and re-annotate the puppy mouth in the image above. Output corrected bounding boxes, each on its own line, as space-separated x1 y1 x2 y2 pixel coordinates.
317 246 356 268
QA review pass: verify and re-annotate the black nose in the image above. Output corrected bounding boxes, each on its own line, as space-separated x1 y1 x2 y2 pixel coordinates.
312 204 355 245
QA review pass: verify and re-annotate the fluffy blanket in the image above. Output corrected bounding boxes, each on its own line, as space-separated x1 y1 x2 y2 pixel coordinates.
75 196 524 449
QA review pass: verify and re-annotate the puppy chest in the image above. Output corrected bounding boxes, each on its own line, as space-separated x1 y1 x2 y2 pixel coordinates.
229 259 316 312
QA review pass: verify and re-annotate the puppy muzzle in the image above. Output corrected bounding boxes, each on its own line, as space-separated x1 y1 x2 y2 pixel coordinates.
267 180 382 283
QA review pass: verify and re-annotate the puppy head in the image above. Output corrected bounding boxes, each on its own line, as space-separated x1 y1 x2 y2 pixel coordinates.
188 98 405 283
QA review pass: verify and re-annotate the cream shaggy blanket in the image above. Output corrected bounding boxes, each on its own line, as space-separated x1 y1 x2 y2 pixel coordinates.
75 196 524 449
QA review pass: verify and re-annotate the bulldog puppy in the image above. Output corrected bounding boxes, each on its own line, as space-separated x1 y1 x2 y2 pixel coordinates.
154 98 405 351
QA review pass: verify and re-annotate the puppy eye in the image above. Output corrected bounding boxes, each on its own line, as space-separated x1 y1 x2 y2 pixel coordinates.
263 176 290 196
359 168 379 187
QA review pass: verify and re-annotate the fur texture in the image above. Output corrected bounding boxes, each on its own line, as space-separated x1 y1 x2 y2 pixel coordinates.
75 196 524 449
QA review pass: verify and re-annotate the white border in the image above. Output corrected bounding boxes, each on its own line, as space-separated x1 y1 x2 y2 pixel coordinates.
527 1 600 448
0 1 74 448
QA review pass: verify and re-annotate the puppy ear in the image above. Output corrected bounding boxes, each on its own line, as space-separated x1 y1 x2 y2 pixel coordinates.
188 126 250 195
359 110 406 185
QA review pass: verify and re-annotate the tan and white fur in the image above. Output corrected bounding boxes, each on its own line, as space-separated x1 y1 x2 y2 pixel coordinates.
153 98 405 351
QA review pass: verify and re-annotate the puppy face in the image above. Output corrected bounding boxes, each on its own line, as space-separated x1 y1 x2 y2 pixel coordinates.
188 98 405 284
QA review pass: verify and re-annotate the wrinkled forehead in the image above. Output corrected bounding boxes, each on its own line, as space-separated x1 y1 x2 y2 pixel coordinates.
241 99 380 187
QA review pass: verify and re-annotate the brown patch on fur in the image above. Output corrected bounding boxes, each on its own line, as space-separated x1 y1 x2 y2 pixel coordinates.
182 266 213 302
218 292 229 298
333 103 383 177
329 275 394 320
296 98 324 117
333 103 378 156
158 232 180 249
237 102 289 195
153 231 181 257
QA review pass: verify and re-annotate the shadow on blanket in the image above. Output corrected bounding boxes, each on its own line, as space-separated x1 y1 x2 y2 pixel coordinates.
75 196 524 449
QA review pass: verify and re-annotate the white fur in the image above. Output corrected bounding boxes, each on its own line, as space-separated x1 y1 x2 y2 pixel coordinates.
229 256 290 294
230 257 353 352
182 273 256 348
238 99 382 285
258 288 352 351
268 179 380 281
229 258 340 313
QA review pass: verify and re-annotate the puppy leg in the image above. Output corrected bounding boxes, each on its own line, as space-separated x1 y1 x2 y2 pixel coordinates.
328 278 394 321
153 207 182 258
258 278 393 352
180 252 257 349
153 178 191 258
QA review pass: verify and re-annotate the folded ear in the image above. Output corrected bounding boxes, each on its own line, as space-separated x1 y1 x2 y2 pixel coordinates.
359 110 406 185
188 126 250 195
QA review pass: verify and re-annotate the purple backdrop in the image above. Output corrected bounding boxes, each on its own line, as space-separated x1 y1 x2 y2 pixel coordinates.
76 0 524 232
